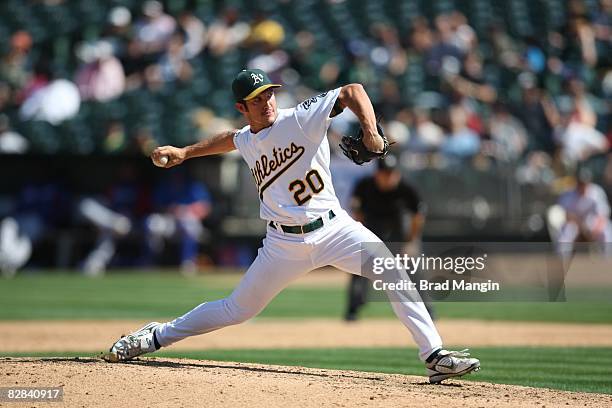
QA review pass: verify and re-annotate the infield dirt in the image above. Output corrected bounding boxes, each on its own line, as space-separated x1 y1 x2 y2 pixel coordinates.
2 318 612 352
1 357 610 408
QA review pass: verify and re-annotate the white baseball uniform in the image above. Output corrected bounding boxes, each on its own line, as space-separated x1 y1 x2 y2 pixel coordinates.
155 88 443 361
556 183 612 252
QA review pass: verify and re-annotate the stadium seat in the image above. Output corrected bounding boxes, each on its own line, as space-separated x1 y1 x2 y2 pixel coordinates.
18 120 60 154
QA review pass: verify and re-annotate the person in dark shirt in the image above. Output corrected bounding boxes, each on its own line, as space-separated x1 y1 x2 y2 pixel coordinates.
511 73 558 154
345 154 427 321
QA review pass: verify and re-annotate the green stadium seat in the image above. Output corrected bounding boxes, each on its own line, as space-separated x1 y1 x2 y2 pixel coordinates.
18 120 60 154
57 117 95 154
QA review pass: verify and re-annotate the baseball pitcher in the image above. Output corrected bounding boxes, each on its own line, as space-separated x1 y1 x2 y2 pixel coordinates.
104 69 480 383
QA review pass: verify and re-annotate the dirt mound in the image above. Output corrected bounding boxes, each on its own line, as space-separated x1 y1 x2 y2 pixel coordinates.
1 357 609 408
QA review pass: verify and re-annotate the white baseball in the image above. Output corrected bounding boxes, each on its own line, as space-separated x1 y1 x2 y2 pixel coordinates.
154 155 169 167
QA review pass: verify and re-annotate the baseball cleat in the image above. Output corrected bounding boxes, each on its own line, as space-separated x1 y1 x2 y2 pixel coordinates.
426 349 480 384
102 322 161 362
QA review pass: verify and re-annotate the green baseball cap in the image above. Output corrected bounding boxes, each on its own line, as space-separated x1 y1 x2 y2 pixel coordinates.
232 69 282 101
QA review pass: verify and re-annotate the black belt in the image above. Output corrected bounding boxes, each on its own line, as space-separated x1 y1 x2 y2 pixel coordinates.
269 210 336 234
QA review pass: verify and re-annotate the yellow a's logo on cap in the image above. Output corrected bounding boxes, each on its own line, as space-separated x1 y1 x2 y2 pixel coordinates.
251 73 264 85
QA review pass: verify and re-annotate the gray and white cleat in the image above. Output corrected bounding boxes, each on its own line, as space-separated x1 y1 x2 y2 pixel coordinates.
426 349 481 384
102 322 161 362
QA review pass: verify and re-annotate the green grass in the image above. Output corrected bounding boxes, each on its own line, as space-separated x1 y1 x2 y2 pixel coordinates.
3 347 611 394
1 273 611 323
172 347 612 394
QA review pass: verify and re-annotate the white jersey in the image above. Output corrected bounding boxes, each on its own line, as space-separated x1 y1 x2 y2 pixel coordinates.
558 183 611 228
233 88 343 224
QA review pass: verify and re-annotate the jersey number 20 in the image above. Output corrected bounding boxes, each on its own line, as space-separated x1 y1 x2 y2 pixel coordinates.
289 169 324 205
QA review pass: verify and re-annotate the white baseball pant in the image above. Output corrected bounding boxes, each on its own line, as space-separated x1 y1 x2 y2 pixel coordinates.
155 210 443 361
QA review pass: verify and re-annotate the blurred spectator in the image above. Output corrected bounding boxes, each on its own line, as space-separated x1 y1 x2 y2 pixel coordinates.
246 15 288 80
145 31 193 88
553 169 612 259
133 0 177 59
554 78 609 166
384 115 411 148
248 13 285 49
0 217 31 278
108 6 132 29
369 22 407 77
19 70 80 125
0 31 33 95
102 7 144 90
246 46 289 82
592 0 611 66
143 168 212 274
410 108 445 152
488 25 521 69
0 180 71 276
449 11 477 54
78 165 150 276
565 6 599 67
523 37 547 74
486 102 527 162
0 114 28 154
374 76 403 120
441 105 481 159
424 14 464 76
554 109 609 165
207 7 250 57
178 10 207 59
410 16 435 55
339 41 378 88
565 76 600 128
511 73 558 154
103 6 133 56
75 41 126 102
192 108 236 140
545 1 598 77
445 51 497 104
119 0 176 88
516 151 556 186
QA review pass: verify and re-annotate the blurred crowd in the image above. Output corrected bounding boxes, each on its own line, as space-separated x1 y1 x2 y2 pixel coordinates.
0 0 611 274
0 0 608 172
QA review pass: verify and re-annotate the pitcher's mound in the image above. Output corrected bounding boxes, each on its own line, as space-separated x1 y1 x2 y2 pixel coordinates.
1 357 608 407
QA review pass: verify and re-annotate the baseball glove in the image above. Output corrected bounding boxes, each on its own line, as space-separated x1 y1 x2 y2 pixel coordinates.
339 123 390 165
